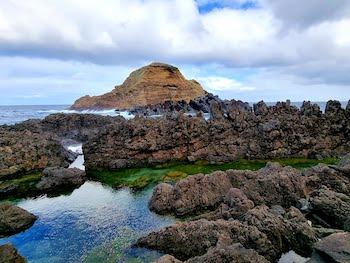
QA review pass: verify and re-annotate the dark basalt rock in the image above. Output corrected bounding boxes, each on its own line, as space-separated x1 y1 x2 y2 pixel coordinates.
36 167 86 194
149 163 306 216
0 203 37 237
84 99 350 171
0 244 26 263
309 232 350 263
309 186 350 230
0 129 70 179
137 219 277 261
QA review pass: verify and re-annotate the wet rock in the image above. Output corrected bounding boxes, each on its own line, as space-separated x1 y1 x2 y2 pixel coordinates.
150 163 306 217
309 186 350 230
0 129 70 179
0 203 37 237
137 219 276 261
186 243 269 263
149 171 232 216
229 162 306 208
241 206 316 257
36 167 86 193
84 99 350 171
156 255 182 263
311 232 350 263
0 244 26 263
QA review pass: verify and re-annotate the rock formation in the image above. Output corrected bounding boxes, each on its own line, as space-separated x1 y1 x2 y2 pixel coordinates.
84 100 350 171
36 167 86 193
0 244 26 263
137 156 350 262
0 128 70 179
70 63 206 110
0 203 37 237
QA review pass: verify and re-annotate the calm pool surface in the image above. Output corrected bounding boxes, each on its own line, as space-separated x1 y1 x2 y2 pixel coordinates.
0 182 175 263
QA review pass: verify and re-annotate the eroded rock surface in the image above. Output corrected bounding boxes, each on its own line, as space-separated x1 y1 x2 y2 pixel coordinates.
150 163 306 216
36 167 86 193
0 244 26 263
71 63 206 110
0 129 70 179
84 100 350 171
0 203 37 237
310 232 350 263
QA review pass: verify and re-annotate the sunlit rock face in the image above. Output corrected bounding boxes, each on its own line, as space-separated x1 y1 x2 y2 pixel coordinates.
70 62 207 110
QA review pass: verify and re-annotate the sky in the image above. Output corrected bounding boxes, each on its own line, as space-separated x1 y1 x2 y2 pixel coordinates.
0 0 349 105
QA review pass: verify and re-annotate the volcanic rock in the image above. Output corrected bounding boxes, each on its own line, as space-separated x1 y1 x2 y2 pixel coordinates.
149 163 306 216
84 100 350 171
36 167 86 193
0 244 26 263
0 203 37 237
0 129 70 179
71 63 206 110
310 232 350 263
137 219 276 261
308 186 350 230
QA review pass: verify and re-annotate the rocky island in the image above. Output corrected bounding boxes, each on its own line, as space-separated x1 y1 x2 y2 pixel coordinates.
0 63 349 262
70 63 206 110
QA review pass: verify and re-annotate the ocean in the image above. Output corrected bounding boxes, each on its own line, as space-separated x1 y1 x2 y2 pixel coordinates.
0 101 348 126
0 105 133 125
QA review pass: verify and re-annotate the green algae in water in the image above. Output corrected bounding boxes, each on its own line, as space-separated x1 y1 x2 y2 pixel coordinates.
88 157 340 189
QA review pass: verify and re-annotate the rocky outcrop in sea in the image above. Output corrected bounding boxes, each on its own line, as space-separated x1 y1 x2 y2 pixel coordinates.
71 63 206 110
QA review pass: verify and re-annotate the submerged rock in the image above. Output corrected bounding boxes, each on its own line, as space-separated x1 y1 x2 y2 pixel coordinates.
0 203 37 237
36 167 86 193
0 244 26 263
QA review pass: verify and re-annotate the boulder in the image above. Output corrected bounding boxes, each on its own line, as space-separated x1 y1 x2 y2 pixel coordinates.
149 171 232 216
0 203 37 237
149 163 306 217
0 244 26 263
137 219 276 261
36 167 86 193
310 232 350 263
186 243 269 263
309 186 350 230
0 129 70 179
156 255 182 263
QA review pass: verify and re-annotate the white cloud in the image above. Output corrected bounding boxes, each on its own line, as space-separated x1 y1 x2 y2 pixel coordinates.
0 0 349 103
199 76 255 92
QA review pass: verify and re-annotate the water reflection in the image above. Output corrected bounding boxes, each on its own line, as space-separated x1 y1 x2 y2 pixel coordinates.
0 182 175 263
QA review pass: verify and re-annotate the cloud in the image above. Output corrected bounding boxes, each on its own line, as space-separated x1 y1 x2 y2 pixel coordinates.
199 76 255 92
261 0 350 28
0 0 349 104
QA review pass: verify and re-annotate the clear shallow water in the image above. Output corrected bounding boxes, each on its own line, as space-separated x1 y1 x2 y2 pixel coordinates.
0 182 175 263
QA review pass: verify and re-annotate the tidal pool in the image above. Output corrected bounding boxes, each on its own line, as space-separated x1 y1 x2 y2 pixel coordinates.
0 182 175 263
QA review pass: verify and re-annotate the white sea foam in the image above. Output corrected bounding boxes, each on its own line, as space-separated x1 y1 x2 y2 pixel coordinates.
37 109 135 119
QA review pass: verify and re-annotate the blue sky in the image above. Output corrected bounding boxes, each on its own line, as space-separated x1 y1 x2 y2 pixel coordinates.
0 0 349 105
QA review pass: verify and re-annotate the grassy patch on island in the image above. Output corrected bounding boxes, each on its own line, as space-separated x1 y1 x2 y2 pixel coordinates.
88 157 339 190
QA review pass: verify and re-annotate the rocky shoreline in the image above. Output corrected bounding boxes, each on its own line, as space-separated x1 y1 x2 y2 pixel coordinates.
84 99 350 171
137 157 350 262
0 98 349 262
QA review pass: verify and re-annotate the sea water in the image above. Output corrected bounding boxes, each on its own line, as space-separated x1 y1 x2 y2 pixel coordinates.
0 183 175 262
